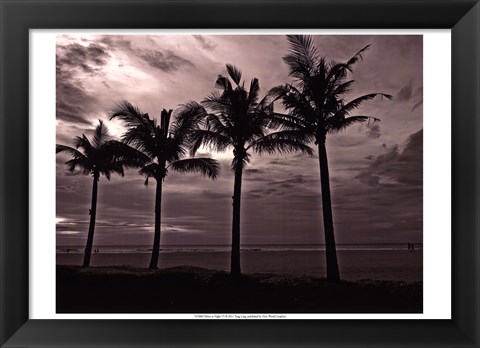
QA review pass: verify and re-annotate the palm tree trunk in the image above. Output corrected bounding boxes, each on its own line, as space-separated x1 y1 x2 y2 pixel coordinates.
83 174 98 267
149 177 163 269
231 163 243 276
318 142 341 282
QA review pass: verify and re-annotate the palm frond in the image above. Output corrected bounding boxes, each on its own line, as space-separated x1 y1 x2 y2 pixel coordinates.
174 101 207 128
169 158 220 179
278 86 318 124
345 45 371 71
333 93 392 118
74 135 93 154
283 35 318 80
205 113 231 136
64 158 91 174
139 163 162 184
267 84 291 102
226 64 242 86
326 115 380 134
329 80 355 98
110 100 152 130
171 101 207 146
250 131 314 157
247 77 260 105
189 129 232 156
100 162 125 180
215 75 232 91
56 144 86 160
325 45 371 88
102 140 150 168
91 120 111 148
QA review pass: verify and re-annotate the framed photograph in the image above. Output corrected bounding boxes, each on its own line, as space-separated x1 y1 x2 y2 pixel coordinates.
1 0 479 347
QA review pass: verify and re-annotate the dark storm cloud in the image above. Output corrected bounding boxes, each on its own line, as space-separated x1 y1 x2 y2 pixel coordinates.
98 35 195 73
56 75 96 125
201 189 230 200
396 82 413 102
56 42 107 124
56 42 110 73
193 35 217 51
244 168 264 174
331 181 423 243
136 49 195 72
365 123 381 139
98 35 132 51
396 81 423 114
411 100 423 112
356 129 423 187
411 87 423 112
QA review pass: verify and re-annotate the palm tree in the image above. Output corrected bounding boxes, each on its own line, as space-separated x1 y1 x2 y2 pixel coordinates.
56 120 139 267
270 35 392 282
110 102 220 269
177 64 313 276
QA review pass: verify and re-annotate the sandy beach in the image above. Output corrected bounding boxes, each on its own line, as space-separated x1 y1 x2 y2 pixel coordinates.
56 265 422 314
57 249 422 313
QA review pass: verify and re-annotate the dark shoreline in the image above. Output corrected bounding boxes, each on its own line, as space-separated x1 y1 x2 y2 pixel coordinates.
57 265 422 314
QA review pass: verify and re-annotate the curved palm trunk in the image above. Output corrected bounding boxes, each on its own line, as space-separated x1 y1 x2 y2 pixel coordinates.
231 164 243 276
318 142 341 282
83 174 99 267
149 178 163 269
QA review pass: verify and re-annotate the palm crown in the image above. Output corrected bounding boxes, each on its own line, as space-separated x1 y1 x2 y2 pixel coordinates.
110 101 219 184
270 35 392 144
56 120 130 180
179 64 313 171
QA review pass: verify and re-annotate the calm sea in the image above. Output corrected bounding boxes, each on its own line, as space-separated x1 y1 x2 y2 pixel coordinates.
57 243 423 254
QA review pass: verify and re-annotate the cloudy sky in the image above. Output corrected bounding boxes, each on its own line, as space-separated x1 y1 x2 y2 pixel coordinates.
56 34 422 246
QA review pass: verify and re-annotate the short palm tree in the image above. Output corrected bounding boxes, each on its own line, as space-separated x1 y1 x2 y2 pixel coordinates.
110 101 220 269
56 120 139 267
270 35 392 282
177 64 313 276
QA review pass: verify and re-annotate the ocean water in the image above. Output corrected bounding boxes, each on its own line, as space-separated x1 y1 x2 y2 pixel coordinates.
56 244 423 282
56 243 423 254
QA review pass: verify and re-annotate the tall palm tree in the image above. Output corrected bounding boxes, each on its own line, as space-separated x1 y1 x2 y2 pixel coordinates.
56 120 139 267
110 102 220 269
270 35 392 282
177 64 313 276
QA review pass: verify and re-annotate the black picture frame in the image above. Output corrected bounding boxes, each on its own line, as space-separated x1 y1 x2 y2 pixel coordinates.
1 0 479 346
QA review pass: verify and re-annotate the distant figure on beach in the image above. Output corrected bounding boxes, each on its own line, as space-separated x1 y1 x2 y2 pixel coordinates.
407 243 415 252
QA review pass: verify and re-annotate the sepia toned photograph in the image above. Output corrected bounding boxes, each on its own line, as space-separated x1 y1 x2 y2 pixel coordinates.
55 34 423 314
